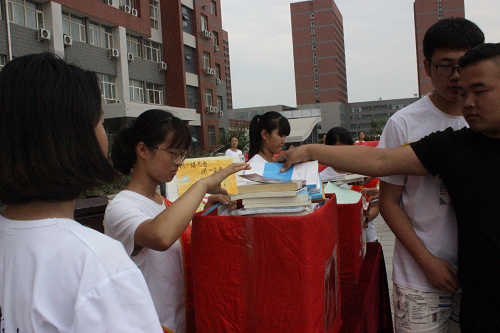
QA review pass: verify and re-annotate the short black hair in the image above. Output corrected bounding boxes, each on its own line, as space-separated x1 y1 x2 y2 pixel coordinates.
248 111 290 159
459 43 500 69
325 127 354 146
0 53 118 204
423 17 484 61
112 109 192 175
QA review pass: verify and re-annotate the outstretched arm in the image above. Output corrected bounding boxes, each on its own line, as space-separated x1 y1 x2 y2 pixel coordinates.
278 144 429 177
379 181 459 292
134 163 250 251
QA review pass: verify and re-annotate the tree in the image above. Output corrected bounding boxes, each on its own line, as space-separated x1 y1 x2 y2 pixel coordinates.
217 124 250 152
369 119 387 140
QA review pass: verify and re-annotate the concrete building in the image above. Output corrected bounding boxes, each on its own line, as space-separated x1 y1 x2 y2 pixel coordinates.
414 0 465 96
344 97 420 138
290 0 347 105
0 0 232 152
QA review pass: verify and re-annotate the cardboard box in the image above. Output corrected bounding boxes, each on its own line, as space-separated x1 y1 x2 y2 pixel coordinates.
191 197 342 333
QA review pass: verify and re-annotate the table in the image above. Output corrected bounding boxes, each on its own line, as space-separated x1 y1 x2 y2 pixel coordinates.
340 242 393 333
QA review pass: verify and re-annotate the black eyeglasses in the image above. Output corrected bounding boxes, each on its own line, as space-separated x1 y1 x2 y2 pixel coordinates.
148 145 188 164
430 61 460 76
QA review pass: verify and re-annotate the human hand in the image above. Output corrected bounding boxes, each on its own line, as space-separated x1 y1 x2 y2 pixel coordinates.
361 187 379 201
277 145 312 172
203 163 251 194
421 256 459 293
206 194 237 210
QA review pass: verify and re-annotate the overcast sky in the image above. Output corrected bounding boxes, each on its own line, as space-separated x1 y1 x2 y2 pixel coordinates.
221 0 500 108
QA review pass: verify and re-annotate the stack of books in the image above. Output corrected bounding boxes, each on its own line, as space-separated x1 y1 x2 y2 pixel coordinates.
230 174 314 216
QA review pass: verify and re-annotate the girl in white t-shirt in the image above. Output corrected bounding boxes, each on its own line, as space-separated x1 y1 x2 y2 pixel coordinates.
104 110 250 333
225 136 242 156
0 53 163 332
247 111 290 163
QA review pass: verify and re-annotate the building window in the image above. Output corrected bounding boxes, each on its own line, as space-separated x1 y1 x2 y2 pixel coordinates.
208 126 215 146
184 46 196 74
217 96 223 111
205 89 212 107
312 43 316 50
97 73 117 104
211 0 216 15
146 83 164 105
311 28 315 35
311 36 316 43
143 40 162 62
127 34 141 57
122 0 137 9
437 4 442 10
150 0 159 29
213 31 219 48
438 12 443 19
314 75 318 81
314 83 319 90
89 21 113 49
313 59 317 66
0 55 6 71
309 12 314 19
8 0 44 29
62 12 86 42
200 14 208 32
187 85 198 110
203 51 211 69
181 5 193 34
215 63 221 79
313 67 318 74
312 51 317 59
310 20 315 27
129 79 144 103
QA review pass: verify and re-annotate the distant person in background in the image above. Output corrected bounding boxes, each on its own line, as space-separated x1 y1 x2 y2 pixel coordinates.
320 127 378 242
248 111 290 163
0 53 162 332
355 131 365 144
320 133 327 144
225 136 242 157
378 17 484 333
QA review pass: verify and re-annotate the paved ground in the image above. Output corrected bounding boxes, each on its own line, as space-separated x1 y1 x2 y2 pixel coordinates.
373 214 396 314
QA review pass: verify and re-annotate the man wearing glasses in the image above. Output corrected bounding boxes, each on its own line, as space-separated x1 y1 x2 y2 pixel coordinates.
377 18 484 332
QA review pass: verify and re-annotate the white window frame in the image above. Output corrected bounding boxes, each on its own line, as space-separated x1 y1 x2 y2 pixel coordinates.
200 14 208 31
97 73 117 104
150 0 159 29
62 12 86 42
146 83 164 105
205 89 212 107
211 0 216 15
143 40 162 62
215 63 221 79
129 79 144 103
8 0 44 29
127 33 142 57
217 95 223 111
89 21 113 49
203 51 211 69
208 126 216 146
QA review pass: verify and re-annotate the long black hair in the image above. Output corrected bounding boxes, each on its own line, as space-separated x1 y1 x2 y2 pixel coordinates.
248 111 290 159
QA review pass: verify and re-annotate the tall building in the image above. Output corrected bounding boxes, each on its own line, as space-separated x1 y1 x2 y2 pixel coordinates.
290 0 347 105
0 0 231 152
414 0 465 96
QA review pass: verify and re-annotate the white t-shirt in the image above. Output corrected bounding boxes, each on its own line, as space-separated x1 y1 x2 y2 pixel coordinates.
320 167 378 242
104 190 186 333
248 153 267 163
0 215 162 333
225 148 242 156
378 94 468 292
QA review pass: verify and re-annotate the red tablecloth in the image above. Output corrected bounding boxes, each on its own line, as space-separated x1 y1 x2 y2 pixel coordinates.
340 242 393 333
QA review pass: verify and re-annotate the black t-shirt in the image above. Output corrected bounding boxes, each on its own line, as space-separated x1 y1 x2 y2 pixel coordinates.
411 127 500 305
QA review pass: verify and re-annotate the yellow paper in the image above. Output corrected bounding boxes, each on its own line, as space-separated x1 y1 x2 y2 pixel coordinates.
177 156 237 197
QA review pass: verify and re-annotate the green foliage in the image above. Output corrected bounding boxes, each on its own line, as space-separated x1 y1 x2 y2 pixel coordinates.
83 174 132 197
217 124 250 152
369 119 386 139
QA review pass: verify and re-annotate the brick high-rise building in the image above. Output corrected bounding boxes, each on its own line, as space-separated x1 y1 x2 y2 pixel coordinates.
414 0 465 96
290 0 347 105
0 0 231 152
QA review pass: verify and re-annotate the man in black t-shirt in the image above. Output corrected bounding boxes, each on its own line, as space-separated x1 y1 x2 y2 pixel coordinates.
277 43 500 332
